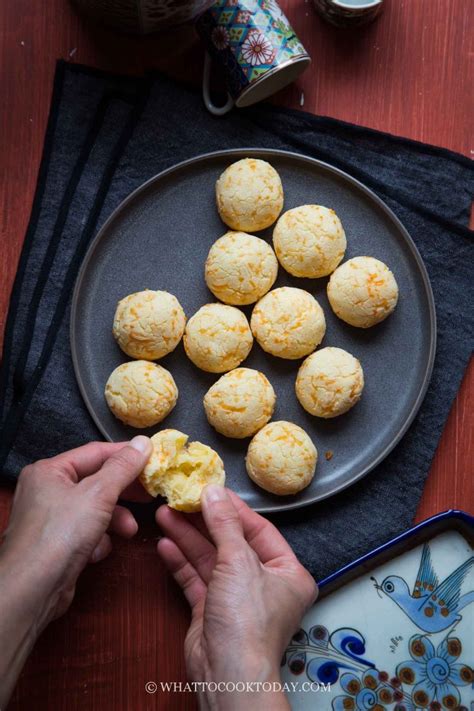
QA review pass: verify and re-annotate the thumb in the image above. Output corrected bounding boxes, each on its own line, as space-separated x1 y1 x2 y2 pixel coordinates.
201 485 244 550
83 436 152 503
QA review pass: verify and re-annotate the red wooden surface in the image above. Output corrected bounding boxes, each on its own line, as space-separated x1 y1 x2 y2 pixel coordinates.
0 0 472 708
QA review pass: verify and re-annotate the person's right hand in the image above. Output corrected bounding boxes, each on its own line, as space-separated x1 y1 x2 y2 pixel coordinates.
156 486 317 710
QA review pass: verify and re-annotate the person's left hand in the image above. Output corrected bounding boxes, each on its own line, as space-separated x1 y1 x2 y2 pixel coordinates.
0 437 152 628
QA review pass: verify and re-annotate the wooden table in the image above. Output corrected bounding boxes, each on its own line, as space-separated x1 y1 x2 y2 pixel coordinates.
0 0 472 708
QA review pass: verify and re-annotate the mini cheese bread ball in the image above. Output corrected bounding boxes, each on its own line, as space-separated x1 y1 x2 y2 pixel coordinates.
327 256 399 328
203 368 276 439
205 231 278 306
113 289 186 360
215 158 284 232
140 429 225 512
273 205 346 278
246 421 317 496
296 347 364 418
250 287 326 360
183 303 253 373
105 360 178 428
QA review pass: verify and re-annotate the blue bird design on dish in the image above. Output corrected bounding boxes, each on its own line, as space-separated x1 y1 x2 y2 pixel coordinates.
371 544 474 633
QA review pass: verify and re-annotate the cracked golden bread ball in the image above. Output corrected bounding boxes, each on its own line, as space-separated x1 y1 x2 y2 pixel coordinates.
250 287 326 360
205 231 278 306
215 158 284 232
183 303 253 373
140 429 225 512
327 256 399 328
273 205 346 278
296 347 364 418
105 360 178 428
113 289 186 360
246 421 317 496
203 368 276 439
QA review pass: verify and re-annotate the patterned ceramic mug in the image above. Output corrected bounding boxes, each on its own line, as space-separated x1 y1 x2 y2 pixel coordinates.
196 0 311 115
313 0 383 28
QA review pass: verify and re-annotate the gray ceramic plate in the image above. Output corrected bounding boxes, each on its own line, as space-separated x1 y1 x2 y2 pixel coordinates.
70 148 436 513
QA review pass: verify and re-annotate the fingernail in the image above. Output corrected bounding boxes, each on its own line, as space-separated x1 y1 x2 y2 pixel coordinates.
130 435 151 455
202 484 227 505
91 541 106 563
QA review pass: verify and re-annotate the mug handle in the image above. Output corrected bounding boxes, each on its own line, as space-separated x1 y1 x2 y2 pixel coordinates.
202 53 234 116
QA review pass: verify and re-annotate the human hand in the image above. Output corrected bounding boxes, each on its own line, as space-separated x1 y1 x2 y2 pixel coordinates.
156 486 317 710
0 437 152 707
0 437 152 628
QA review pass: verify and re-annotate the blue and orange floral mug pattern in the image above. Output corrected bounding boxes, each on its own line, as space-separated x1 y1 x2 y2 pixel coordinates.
196 0 309 102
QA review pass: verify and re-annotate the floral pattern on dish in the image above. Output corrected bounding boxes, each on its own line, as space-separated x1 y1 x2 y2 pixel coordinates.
396 635 473 709
281 532 474 710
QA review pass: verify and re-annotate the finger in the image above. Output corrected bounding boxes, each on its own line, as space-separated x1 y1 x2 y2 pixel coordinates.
186 512 213 541
156 505 216 583
165 510 213 541
157 537 206 608
90 533 113 563
120 479 154 503
81 436 152 503
200 485 244 551
227 490 296 564
109 505 138 538
227 492 317 603
49 441 129 481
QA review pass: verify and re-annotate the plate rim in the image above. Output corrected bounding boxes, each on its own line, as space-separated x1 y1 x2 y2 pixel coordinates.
70 147 437 514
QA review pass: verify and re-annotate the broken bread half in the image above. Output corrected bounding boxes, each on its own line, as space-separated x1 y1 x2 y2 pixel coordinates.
140 429 225 512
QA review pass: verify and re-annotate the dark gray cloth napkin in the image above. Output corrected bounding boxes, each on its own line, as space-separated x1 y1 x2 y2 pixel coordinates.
1 61 473 580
